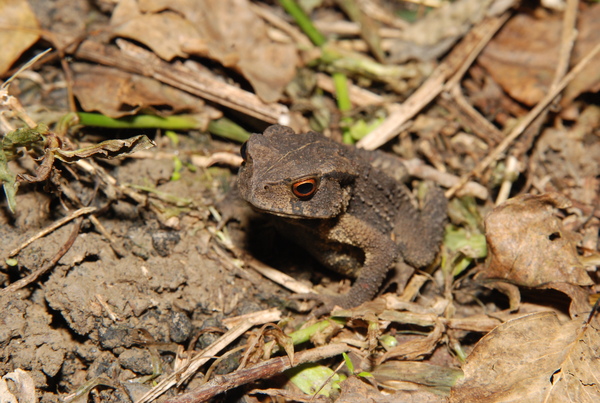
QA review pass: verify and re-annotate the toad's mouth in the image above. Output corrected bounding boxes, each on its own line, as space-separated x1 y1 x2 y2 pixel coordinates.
246 203 332 220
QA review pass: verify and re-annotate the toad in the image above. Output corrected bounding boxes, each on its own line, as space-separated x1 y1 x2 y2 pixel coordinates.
237 125 447 313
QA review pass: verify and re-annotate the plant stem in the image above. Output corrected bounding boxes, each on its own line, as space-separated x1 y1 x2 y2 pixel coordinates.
77 112 201 130
278 0 326 46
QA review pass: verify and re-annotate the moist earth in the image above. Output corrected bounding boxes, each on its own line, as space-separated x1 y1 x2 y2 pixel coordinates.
0 147 284 401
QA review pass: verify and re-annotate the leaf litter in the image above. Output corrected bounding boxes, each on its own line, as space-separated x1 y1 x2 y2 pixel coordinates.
0 0 599 402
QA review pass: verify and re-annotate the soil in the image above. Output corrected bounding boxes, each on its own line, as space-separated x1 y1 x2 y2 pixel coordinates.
0 135 290 401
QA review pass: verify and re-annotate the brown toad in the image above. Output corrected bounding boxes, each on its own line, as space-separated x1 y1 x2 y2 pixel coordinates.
237 125 447 313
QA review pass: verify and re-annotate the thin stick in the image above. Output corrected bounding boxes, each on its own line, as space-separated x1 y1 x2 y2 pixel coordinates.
552 0 579 91
1 48 52 90
8 206 97 257
89 215 126 257
1 217 84 295
164 343 350 403
135 309 281 403
230 245 316 295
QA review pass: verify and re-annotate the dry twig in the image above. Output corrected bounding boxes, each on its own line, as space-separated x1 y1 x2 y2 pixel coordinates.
7 206 97 257
164 343 350 403
136 309 281 403
357 14 509 150
1 217 85 296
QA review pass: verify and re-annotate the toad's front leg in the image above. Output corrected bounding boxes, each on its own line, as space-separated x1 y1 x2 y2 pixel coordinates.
294 214 399 316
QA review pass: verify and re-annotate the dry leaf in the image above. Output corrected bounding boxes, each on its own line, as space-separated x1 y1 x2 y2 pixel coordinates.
0 0 40 75
533 106 600 205
372 361 463 395
378 320 444 362
478 193 592 314
479 4 600 107
478 12 560 106
450 311 600 402
335 0 384 63
72 64 206 118
53 135 156 162
388 0 499 63
110 0 298 103
266 327 295 366
111 0 204 60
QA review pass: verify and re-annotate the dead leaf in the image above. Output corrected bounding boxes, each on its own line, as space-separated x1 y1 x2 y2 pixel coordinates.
266 326 295 366
388 0 498 63
479 4 600 107
53 135 156 162
372 361 463 396
450 311 600 402
335 0 384 63
378 320 444 362
478 12 561 106
72 64 207 118
0 0 40 75
110 0 205 60
478 193 592 314
110 0 298 103
533 105 600 205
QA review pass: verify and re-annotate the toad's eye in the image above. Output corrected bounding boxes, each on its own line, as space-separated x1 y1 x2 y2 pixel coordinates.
292 178 318 199
240 141 249 161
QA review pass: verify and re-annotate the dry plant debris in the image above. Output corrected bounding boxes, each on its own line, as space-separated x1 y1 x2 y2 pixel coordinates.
451 311 600 402
479 193 593 315
0 0 599 402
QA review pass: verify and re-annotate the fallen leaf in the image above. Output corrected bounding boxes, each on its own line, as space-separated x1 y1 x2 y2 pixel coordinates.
72 64 207 118
387 0 498 63
478 12 561 106
0 0 40 75
335 0 384 63
110 0 298 103
378 320 444 362
450 311 600 402
478 193 593 314
372 361 463 395
533 105 600 205
479 4 600 107
110 0 205 60
265 326 295 367
53 135 156 162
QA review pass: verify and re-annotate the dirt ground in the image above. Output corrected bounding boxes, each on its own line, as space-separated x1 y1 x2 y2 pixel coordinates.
0 138 279 400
